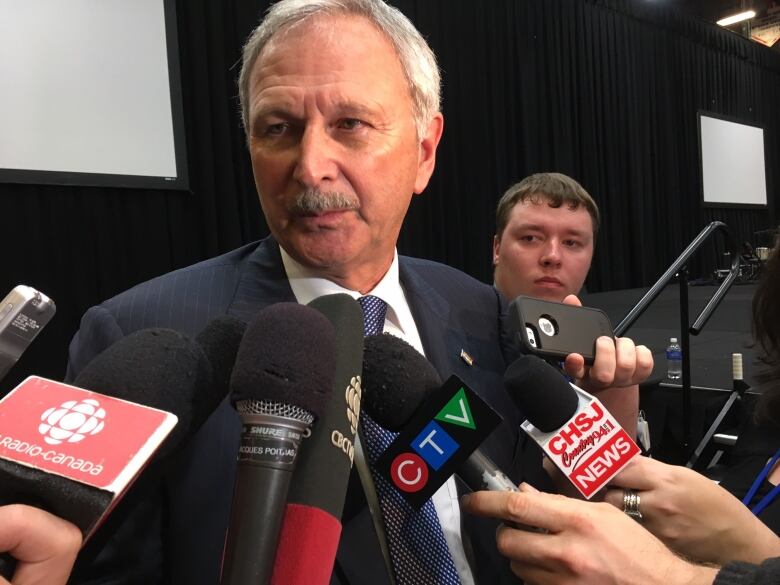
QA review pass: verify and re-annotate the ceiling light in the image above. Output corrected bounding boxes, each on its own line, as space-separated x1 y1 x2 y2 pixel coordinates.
717 10 757 27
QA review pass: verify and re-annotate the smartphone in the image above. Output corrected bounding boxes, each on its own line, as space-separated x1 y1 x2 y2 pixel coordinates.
0 285 56 381
507 296 613 364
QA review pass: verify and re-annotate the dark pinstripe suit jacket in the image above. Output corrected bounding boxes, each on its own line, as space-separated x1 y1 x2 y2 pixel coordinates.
66 237 537 585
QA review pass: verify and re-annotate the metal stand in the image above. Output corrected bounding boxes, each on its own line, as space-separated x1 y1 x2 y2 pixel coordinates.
614 221 740 459
678 267 691 451
686 388 744 470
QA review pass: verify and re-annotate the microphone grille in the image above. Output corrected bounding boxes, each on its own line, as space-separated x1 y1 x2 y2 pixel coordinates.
235 399 314 425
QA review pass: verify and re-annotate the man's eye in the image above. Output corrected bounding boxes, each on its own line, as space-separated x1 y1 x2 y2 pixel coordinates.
564 240 583 248
519 235 537 243
265 123 289 136
338 118 364 130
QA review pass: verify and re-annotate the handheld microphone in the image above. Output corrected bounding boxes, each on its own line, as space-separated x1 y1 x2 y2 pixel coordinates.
192 314 247 428
0 327 220 577
69 316 247 583
221 303 336 585
505 355 640 498
271 294 364 585
0 286 56 382
362 334 510 510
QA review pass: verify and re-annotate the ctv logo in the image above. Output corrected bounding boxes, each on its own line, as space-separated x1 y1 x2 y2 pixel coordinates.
388 387 476 493
378 376 501 508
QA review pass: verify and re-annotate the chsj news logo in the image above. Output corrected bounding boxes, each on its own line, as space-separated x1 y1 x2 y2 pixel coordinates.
39 398 106 445
377 376 501 509
521 390 640 499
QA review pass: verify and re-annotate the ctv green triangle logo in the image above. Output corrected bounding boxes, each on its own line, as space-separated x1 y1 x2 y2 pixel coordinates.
435 388 476 430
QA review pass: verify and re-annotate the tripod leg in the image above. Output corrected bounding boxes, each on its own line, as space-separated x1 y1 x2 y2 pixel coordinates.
686 391 740 469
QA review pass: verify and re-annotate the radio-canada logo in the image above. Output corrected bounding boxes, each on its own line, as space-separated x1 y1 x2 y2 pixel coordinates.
38 399 106 445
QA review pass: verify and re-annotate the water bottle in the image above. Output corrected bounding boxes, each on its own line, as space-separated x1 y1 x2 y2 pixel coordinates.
666 337 682 381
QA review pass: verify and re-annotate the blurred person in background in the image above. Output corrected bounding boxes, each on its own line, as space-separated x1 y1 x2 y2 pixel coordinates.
717 240 780 534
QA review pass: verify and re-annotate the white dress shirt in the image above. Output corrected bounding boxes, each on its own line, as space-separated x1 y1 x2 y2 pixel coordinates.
280 247 475 585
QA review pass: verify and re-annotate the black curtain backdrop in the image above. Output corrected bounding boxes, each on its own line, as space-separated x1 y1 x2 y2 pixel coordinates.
1 0 779 393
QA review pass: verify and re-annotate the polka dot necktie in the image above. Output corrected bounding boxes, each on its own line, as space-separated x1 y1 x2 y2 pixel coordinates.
357 295 460 585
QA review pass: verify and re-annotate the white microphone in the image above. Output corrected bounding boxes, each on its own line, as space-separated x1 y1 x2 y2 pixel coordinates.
505 355 640 499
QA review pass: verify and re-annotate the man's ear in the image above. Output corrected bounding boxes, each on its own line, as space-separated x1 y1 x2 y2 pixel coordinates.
413 113 444 194
492 234 501 266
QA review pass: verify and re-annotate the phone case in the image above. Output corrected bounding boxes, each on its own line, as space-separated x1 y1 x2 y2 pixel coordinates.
507 296 613 364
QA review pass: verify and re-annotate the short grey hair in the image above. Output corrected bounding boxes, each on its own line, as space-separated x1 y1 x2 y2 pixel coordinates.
237 0 441 140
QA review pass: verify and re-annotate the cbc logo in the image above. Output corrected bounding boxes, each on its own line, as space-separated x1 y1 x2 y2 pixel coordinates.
345 375 362 435
39 399 106 445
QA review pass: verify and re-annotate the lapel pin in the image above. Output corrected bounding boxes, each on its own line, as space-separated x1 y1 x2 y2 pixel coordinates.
459 349 474 367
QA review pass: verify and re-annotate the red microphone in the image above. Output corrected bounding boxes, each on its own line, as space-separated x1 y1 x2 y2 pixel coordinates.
271 295 364 585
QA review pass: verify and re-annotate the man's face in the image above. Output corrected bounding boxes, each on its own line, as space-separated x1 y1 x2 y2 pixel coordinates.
493 199 594 302
246 15 442 290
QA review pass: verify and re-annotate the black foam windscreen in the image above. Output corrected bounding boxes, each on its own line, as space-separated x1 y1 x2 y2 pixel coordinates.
503 355 579 432
286 294 364 518
74 328 212 457
0 328 214 539
0 459 111 536
229 302 335 419
362 333 440 431
193 315 246 429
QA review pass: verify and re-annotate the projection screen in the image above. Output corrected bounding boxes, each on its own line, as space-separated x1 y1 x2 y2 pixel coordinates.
698 112 767 208
0 0 188 190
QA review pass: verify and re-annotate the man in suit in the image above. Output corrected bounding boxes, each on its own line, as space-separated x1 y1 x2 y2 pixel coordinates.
66 1 652 583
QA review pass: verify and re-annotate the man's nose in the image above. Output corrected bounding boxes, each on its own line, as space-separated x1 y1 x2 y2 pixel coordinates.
540 240 562 266
293 125 339 188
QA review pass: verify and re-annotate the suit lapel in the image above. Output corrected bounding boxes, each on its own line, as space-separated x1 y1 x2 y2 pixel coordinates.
398 257 482 385
399 259 493 404
226 237 296 321
399 260 452 376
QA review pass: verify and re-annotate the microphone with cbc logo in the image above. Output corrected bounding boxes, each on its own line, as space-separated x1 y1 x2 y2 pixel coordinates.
271 294 364 585
365 335 504 509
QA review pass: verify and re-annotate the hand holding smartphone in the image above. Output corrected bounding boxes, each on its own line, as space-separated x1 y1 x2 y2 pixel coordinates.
507 296 613 365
